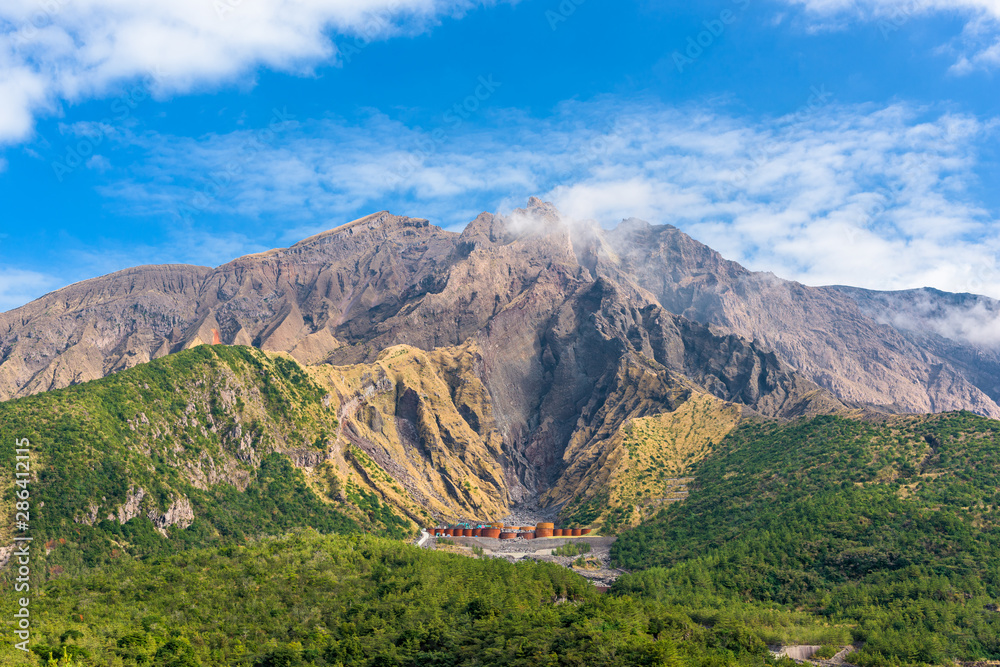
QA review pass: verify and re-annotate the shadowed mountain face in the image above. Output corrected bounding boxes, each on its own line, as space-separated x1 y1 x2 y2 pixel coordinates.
1 199 997 513
829 286 1000 407
596 220 1000 418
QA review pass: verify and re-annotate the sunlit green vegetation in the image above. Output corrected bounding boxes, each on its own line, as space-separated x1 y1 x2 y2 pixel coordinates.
5 344 1000 667
613 413 1000 667
0 530 800 666
553 542 592 557
0 346 386 578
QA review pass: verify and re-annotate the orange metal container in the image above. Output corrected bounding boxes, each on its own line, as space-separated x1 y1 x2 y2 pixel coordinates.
499 532 516 540
571 529 582 536
535 529 553 538
553 529 564 536
518 532 535 540
581 528 592 535
471 528 482 537
481 528 501 538
536 522 554 529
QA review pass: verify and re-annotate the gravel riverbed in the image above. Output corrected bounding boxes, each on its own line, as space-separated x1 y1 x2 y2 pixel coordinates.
426 534 625 587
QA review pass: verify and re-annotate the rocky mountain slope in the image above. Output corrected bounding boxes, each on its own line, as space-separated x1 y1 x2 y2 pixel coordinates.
2 197 997 529
832 286 1000 405
596 219 1000 417
3 200 995 420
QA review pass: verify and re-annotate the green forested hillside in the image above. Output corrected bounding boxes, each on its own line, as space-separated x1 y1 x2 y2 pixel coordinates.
0 345 367 577
612 413 1000 666
6 344 1000 667
1 530 793 666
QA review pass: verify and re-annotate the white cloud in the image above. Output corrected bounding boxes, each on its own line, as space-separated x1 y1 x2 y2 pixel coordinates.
89 99 1000 301
0 0 499 144
779 0 1000 72
883 294 1000 347
0 268 60 312
86 154 111 172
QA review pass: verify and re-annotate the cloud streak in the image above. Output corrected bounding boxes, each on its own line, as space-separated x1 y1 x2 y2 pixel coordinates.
778 0 1000 72
0 268 60 313
84 98 1000 300
0 0 499 144
887 295 1000 347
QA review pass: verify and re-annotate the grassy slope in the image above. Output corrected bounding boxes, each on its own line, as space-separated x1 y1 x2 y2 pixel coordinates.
563 393 742 532
310 342 513 523
6 347 1000 666
612 412 1000 666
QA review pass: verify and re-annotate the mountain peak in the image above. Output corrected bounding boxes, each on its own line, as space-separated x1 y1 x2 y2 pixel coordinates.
289 211 433 250
525 196 559 213
1 204 998 421
511 197 564 226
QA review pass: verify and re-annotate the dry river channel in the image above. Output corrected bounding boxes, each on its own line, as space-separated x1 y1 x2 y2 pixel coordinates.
418 533 625 589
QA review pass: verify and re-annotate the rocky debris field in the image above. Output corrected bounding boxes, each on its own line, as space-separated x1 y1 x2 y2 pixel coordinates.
769 644 861 666
500 498 559 527
425 534 625 587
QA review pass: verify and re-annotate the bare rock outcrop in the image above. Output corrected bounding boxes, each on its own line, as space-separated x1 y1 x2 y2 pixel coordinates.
597 218 1000 418
3 202 996 421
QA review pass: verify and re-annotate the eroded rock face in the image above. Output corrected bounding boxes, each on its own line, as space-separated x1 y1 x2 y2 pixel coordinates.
4 201 995 421
3 198 999 518
596 219 1000 418
474 272 842 498
0 212 455 401
153 496 195 531
74 487 195 533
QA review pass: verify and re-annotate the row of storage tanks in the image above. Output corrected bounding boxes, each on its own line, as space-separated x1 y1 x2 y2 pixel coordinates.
430 522 592 540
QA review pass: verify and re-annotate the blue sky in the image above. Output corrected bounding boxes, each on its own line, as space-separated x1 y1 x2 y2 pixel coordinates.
0 0 998 311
